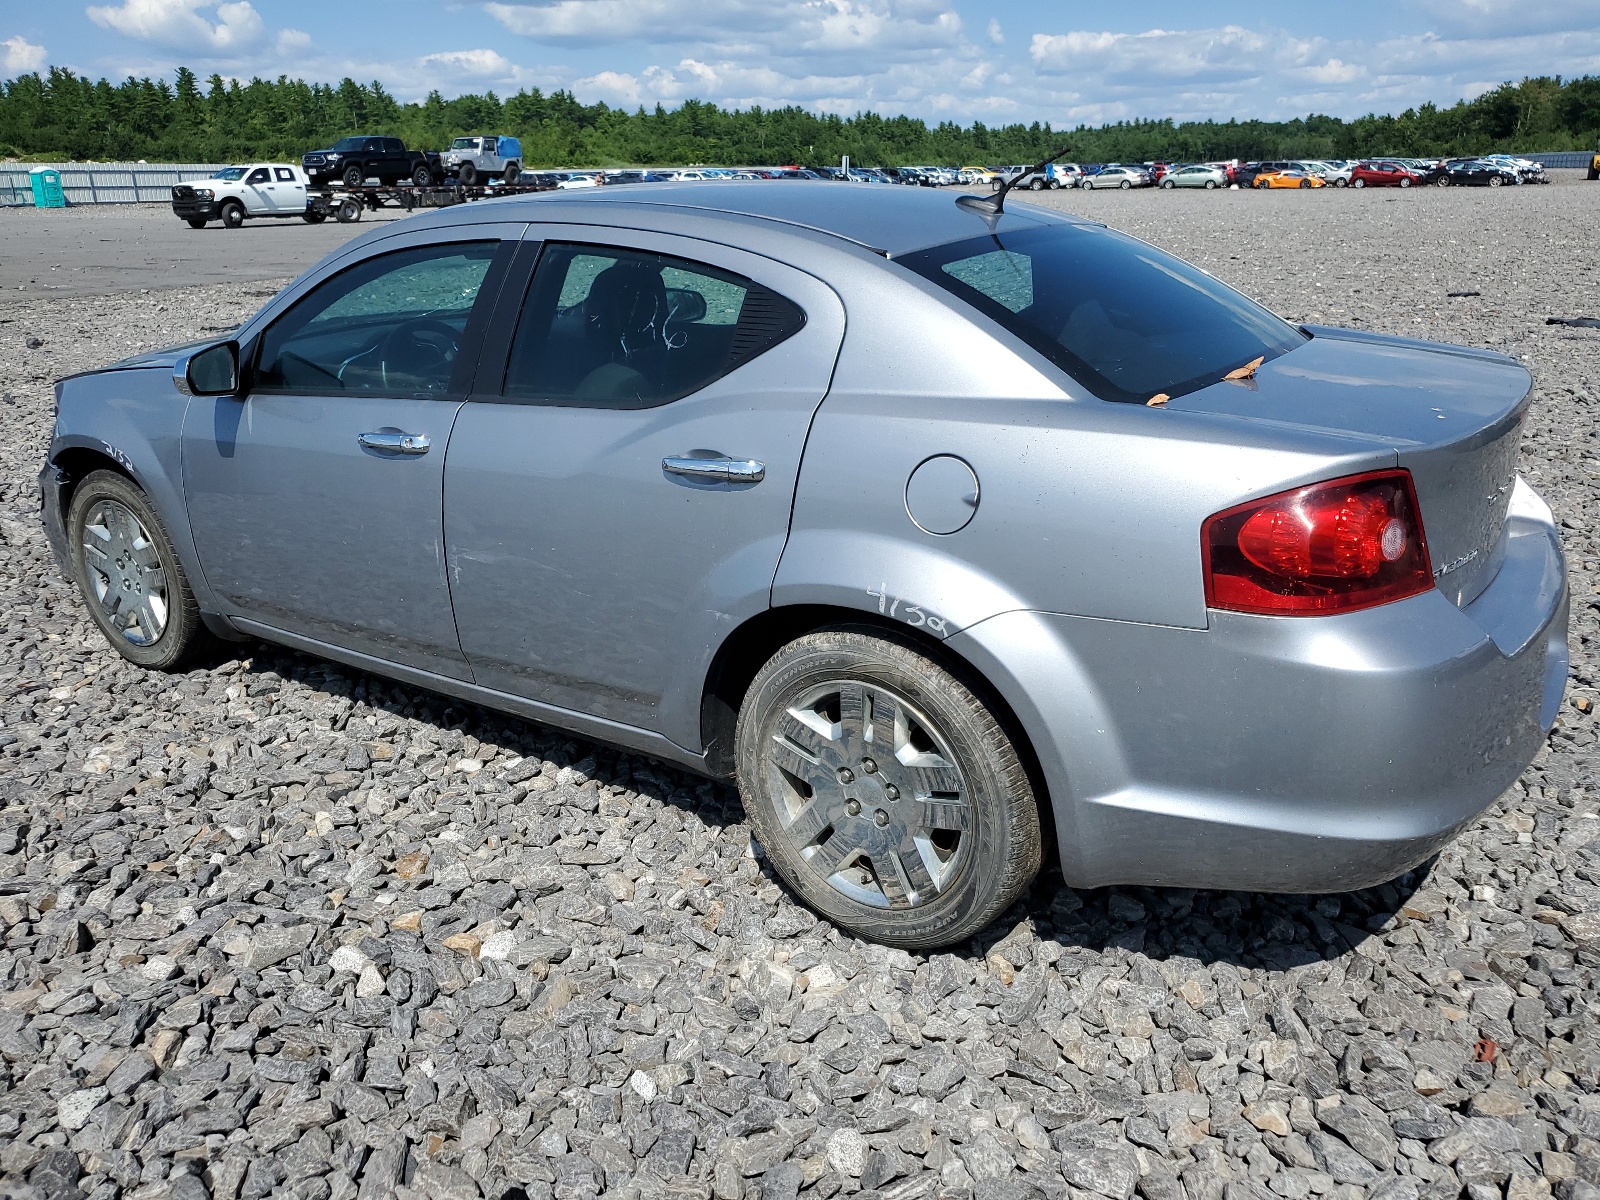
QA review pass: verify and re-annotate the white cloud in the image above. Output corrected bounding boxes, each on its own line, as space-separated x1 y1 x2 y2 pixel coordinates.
421 48 515 77
987 18 1003 45
1407 0 1600 37
2 35 46 73
275 29 310 53
86 0 267 53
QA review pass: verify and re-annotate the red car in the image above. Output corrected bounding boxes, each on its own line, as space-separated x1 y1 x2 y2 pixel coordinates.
1350 160 1424 188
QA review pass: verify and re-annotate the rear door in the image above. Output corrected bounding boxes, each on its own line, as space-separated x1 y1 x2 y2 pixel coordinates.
182 226 521 677
272 167 306 213
444 228 845 749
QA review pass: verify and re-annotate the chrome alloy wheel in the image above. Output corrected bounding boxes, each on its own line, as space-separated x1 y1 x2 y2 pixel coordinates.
766 680 971 909
82 499 169 645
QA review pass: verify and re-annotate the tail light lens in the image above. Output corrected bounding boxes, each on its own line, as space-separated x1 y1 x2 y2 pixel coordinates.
1203 470 1433 615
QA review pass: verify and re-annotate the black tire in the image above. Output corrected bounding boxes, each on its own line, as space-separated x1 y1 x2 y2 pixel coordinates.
302 209 327 223
735 627 1042 949
342 164 366 189
1300 179 1312 188
503 162 520 185
1334 178 1347 187
67 470 216 671
219 201 244 229
459 161 478 186
186 217 207 228
412 164 434 188
1029 178 1044 190
1437 176 1451 187
335 198 362 223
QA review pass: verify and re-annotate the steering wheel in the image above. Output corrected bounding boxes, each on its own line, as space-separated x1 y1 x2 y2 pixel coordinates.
379 318 460 390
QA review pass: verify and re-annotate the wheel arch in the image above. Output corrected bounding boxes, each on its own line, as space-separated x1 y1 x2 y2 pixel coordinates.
699 602 1059 853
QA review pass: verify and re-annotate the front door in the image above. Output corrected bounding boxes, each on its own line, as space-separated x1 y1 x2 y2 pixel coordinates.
242 166 275 214
183 234 514 678
444 231 845 749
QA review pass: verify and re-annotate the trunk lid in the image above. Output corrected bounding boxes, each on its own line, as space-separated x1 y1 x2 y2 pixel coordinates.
1171 327 1531 609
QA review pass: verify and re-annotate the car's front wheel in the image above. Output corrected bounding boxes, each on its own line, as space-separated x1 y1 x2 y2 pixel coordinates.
67 470 215 670
1353 178 1366 188
219 201 244 228
1400 177 1412 188
1162 179 1175 189
736 627 1042 948
342 164 366 189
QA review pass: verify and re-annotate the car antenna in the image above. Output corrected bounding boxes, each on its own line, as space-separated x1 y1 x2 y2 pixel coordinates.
957 142 1075 216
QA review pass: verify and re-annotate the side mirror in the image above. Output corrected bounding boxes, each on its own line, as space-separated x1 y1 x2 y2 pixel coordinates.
175 342 239 396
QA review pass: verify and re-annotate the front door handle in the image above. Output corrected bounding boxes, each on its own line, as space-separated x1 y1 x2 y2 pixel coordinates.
359 431 431 455
662 455 765 484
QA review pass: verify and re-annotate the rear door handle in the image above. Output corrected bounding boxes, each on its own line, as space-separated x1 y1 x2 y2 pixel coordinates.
662 455 764 484
359 431 431 455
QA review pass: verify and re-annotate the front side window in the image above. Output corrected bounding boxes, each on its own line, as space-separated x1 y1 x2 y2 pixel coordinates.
502 243 805 408
257 242 497 395
247 168 270 184
898 224 1307 404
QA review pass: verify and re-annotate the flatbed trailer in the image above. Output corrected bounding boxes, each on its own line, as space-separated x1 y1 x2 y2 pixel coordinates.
309 180 558 223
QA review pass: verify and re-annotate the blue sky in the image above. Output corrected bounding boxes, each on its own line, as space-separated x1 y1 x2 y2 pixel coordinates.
5 0 1599 125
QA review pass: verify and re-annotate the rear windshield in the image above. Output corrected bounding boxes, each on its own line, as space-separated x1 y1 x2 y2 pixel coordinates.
898 224 1307 404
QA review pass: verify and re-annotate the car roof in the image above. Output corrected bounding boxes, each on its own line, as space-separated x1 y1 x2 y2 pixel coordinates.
440 180 1091 257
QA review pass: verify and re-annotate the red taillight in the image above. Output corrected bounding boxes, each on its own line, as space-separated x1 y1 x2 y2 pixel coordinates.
1203 470 1433 615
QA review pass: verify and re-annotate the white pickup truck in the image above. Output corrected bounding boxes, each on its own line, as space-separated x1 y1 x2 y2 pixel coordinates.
170 163 319 229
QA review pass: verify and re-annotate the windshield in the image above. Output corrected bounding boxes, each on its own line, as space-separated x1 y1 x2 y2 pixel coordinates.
331 138 364 152
213 167 247 180
898 224 1308 404
451 138 480 150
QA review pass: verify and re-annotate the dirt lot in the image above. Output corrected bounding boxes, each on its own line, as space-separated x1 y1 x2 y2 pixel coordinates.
0 182 1598 1200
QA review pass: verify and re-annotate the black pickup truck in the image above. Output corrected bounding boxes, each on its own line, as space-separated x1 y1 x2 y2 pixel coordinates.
301 136 441 189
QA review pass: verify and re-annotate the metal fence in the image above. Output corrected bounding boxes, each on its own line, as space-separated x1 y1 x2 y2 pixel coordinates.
0 163 227 207
1520 152 1594 169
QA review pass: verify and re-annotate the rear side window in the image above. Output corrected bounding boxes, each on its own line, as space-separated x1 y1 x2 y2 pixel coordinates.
256 242 497 395
502 243 805 408
898 224 1307 404
275 168 295 182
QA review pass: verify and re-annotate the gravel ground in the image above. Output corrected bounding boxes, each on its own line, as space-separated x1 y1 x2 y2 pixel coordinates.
2 185 1600 1200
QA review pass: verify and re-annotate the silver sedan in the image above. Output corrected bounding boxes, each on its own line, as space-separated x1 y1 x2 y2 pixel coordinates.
1161 164 1228 189
40 183 1567 947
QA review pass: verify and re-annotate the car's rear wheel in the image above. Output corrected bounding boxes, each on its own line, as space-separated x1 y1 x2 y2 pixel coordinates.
186 217 207 229
335 198 362 223
1334 178 1347 187
68 470 215 671
736 627 1042 948
342 164 365 189
1120 179 1131 189
219 201 244 229
1204 179 1218 189
412 164 434 188
302 209 327 223
503 162 520 185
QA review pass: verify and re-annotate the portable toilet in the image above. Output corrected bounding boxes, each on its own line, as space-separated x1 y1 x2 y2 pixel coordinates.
29 168 65 208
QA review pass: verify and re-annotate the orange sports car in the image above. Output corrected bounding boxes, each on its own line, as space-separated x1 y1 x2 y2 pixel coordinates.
1253 168 1326 189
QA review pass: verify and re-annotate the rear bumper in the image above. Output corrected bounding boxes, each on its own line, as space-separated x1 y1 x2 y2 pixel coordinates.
953 476 1568 893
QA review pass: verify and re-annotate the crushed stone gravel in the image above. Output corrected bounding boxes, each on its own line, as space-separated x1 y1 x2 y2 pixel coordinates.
1 187 1599 1200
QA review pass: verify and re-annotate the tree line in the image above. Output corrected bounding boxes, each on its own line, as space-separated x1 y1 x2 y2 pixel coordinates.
2 65 1597 168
